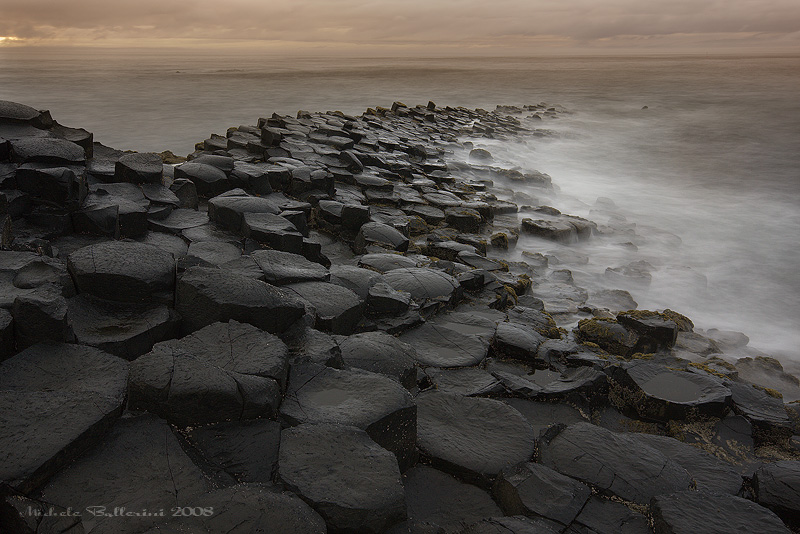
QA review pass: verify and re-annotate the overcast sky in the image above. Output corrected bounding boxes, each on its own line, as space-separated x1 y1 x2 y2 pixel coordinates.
1 0 799 54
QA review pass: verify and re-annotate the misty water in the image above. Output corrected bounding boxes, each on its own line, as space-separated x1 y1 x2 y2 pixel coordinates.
1 49 798 366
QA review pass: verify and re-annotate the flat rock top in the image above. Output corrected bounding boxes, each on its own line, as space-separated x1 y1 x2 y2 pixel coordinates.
539 422 693 504
41 415 211 534
625 362 731 405
278 423 406 533
383 267 460 302
652 490 790 534
0 100 42 122
416 391 536 480
252 249 329 285
281 365 414 429
0 342 128 396
10 138 85 163
180 265 298 308
285 281 361 317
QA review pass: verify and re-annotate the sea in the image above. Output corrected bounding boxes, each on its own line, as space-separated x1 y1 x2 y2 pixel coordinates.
1 48 798 367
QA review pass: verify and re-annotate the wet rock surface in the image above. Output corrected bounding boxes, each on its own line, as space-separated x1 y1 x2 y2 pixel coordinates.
1 98 798 533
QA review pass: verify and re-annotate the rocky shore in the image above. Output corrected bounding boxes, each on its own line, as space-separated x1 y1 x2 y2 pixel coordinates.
1 98 800 533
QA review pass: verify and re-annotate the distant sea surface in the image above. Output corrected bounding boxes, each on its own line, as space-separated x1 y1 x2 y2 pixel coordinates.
2 49 799 365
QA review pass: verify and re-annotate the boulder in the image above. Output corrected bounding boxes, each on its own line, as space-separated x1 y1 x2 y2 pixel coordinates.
9 138 85 165
400 322 490 368
243 212 304 253
183 240 241 267
174 161 229 197
367 281 413 316
280 364 416 469
147 208 208 234
0 309 13 360
568 496 651 534
128 320 288 426
207 189 280 231
416 391 536 486
354 222 410 254
384 267 462 307
67 241 175 303
538 422 693 504
0 343 128 494
176 266 305 334
12 287 71 349
491 321 546 363
617 310 679 349
278 423 406 533
359 253 420 272
114 152 163 184
754 461 800 525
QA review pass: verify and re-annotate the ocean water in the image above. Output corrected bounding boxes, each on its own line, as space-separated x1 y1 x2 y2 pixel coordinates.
1 48 798 365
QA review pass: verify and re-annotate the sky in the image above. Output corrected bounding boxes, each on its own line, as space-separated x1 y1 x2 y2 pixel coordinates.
1 0 799 55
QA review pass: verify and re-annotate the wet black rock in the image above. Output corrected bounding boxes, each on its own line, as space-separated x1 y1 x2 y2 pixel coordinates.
384 267 462 308
11 287 71 349
633 433 743 495
207 188 280 230
367 281 414 316
280 364 416 469
567 496 651 534
617 310 679 349
142 484 327 534
609 362 732 421
114 152 163 184
183 240 241 267
403 466 503 533
753 460 800 525
187 419 282 483
539 422 693 504
9 138 85 165
651 490 790 534
354 221 410 254
426 367 504 397
67 240 175 303
727 380 792 441
128 320 287 426
147 207 208 234
494 462 591 526
0 309 13 360
285 281 362 334
491 321 546 363
278 423 407 533
175 161 229 197
176 266 306 334
40 415 210 534
67 294 178 360
575 317 639 357
339 331 418 388
400 322 490 368
252 249 330 285
243 212 304 253
416 391 536 486
0 343 128 494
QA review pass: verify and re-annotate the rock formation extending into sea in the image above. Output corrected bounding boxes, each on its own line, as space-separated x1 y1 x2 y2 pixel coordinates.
1 98 799 533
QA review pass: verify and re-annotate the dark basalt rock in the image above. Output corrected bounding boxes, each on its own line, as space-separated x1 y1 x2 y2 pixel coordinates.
285 281 362 335
187 419 282 483
0 494 85 534
651 490 790 534
521 213 594 244
400 322 490 368
753 460 800 526
207 189 280 230
73 190 149 238
359 252 420 272
633 433 743 495
0 309 13 361
114 152 163 184
367 281 413 316
384 267 462 307
339 331 417 389
491 321 546 363
278 423 407 533
506 306 562 339
0 100 53 129
617 310 679 349
183 240 241 267
243 212 304 253
0 343 128 494
40 415 211 534
128 320 287 426
538 366 609 402
148 207 208 234
11 286 71 349
9 138 85 165
445 207 483 233
575 317 639 357
354 221 410 254
493 462 591 526
425 367 504 396
67 240 175 303
416 391 536 486
67 294 178 360
174 161 229 196
727 380 792 439
280 322 344 367
281 364 416 469
567 496 651 534
503 399 588 435
460 516 562 533
329 265 385 301
176 266 305 334
403 466 503 532
141 484 327 534
169 177 198 208
252 249 330 285
609 362 732 421
538 422 693 504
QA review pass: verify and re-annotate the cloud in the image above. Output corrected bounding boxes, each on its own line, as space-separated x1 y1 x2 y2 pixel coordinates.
1 0 798 51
